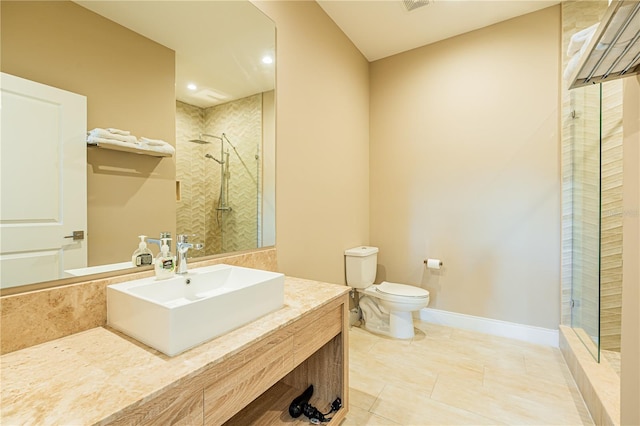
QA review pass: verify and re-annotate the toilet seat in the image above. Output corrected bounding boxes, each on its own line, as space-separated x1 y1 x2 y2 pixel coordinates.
377 281 429 297
364 281 429 303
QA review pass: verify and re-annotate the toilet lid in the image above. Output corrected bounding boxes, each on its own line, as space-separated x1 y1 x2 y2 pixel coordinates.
376 281 429 298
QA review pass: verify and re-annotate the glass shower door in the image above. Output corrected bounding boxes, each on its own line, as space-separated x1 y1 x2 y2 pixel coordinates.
570 83 601 361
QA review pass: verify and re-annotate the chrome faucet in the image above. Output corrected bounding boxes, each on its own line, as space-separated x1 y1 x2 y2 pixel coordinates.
176 234 203 274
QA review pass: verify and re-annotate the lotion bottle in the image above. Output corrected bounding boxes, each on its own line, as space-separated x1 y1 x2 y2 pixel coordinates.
155 238 175 279
131 235 153 267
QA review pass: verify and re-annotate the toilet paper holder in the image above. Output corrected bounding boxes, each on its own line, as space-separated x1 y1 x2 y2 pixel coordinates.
424 259 443 268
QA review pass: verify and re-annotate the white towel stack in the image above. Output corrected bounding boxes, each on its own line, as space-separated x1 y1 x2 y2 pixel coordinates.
87 128 138 145
138 136 176 156
563 24 599 84
87 128 175 156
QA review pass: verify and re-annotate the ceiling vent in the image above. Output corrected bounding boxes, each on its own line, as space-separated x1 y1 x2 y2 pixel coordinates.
402 0 430 12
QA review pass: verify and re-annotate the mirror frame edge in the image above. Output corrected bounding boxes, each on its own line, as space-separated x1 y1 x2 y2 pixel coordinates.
0 246 276 297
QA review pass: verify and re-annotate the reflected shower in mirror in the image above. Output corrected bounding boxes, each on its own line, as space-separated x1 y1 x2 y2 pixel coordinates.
177 94 275 256
0 0 275 293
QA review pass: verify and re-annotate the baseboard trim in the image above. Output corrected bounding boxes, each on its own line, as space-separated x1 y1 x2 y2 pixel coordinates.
417 308 559 347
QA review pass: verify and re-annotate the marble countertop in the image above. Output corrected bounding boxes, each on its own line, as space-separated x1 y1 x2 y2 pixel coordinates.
0 277 349 425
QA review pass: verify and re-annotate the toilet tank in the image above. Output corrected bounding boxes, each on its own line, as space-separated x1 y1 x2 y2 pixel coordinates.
344 246 379 289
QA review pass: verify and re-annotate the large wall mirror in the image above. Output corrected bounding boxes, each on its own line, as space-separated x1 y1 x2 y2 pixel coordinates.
0 1 275 293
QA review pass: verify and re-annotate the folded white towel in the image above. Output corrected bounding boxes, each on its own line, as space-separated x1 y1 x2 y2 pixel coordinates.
106 128 131 136
87 135 136 145
563 50 582 83
139 137 176 155
89 128 138 144
567 23 597 57
139 137 169 147
146 143 176 156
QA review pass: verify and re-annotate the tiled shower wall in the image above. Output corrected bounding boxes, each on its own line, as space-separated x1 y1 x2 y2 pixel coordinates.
561 1 624 351
600 81 624 352
176 94 262 256
204 94 262 254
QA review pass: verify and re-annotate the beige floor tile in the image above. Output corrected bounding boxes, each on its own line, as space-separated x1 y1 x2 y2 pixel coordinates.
350 326 380 353
432 329 561 376
521 343 566 365
404 339 486 383
371 382 502 425
483 367 593 425
484 366 573 399
368 334 414 355
431 372 592 425
342 404 401 425
524 352 576 385
355 352 439 391
349 367 387 410
413 321 455 339
404 344 486 386
348 323 593 426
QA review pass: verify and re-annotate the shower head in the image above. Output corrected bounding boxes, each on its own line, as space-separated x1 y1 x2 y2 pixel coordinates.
188 133 223 144
188 138 210 144
205 153 224 165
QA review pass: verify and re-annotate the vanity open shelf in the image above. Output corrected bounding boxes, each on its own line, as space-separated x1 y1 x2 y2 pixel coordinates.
225 381 345 425
224 332 347 425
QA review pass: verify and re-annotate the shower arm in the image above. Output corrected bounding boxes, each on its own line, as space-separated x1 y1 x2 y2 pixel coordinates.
201 133 223 141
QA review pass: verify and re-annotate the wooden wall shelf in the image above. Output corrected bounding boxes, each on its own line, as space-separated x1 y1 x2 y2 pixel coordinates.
87 141 173 157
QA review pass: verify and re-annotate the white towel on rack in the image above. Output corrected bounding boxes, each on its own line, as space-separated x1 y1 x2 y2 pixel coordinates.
567 23 598 57
139 137 168 147
87 135 140 146
138 137 175 155
87 136 174 156
89 128 138 144
147 143 175 156
105 127 131 136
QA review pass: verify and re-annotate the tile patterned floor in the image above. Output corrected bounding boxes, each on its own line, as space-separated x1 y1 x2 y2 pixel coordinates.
344 321 594 425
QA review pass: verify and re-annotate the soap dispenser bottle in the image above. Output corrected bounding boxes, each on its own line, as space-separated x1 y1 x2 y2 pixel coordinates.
131 235 153 267
155 238 175 280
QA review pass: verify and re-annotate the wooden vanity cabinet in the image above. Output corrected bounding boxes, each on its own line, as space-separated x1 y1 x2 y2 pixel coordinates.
223 299 348 425
110 293 349 426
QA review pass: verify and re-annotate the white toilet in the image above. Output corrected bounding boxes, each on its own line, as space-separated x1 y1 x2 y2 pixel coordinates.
345 246 429 339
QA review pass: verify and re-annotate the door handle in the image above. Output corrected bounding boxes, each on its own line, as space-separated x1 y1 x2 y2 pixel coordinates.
64 230 85 241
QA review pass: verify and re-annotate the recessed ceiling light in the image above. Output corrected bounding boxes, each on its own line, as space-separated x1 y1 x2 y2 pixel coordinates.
262 56 273 65
187 83 197 91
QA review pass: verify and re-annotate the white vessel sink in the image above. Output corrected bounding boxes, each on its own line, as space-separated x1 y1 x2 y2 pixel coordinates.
107 264 285 356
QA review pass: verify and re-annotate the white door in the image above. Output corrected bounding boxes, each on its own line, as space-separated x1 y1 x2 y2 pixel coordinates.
0 72 87 289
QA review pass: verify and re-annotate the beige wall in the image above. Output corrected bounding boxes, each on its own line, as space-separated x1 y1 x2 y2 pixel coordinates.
253 1 370 284
621 75 640 426
369 6 561 329
1 1 176 266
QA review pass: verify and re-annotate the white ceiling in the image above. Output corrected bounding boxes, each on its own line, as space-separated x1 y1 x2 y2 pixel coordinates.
75 1 275 108
317 0 560 61
74 1 559 108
